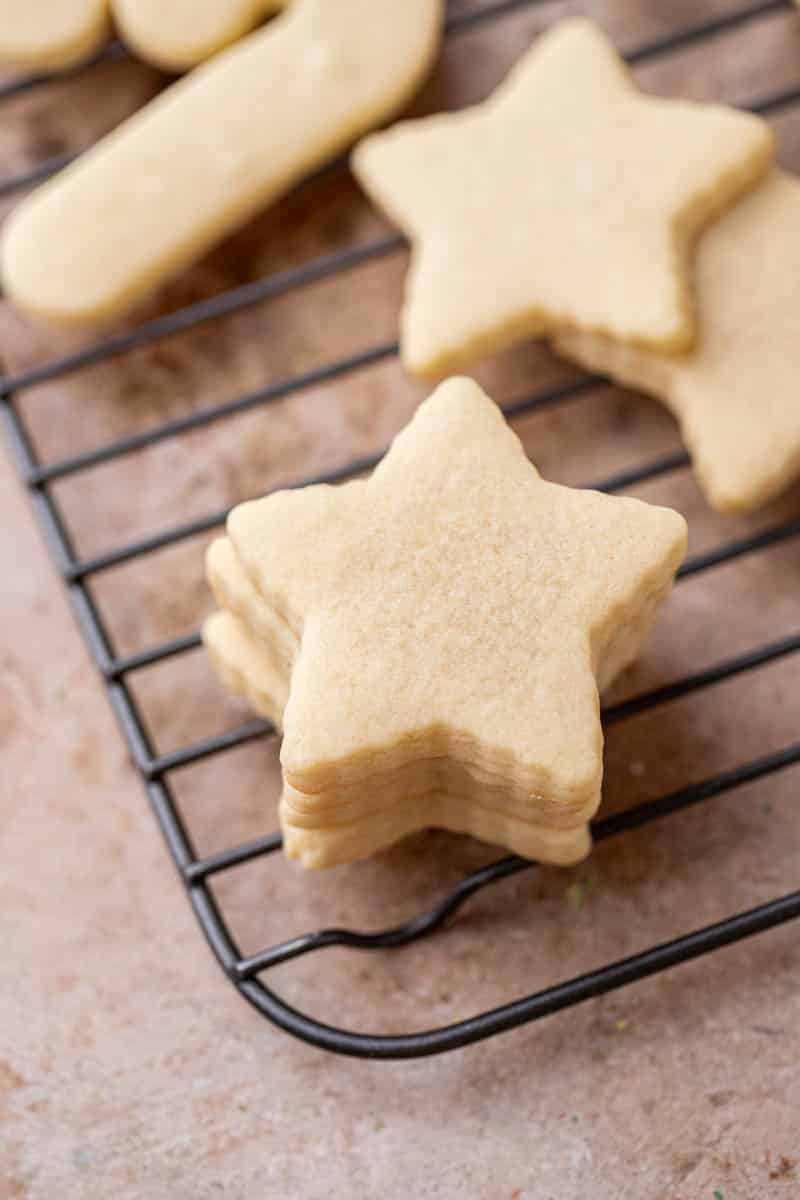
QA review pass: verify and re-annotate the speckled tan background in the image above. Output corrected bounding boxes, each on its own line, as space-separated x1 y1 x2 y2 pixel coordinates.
2 3 799 1197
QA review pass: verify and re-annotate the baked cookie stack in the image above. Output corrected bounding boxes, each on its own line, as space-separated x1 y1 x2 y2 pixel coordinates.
13 11 780 869
204 378 687 868
198 15 800 869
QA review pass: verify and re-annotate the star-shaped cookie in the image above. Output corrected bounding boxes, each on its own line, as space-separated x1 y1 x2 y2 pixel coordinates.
554 171 800 513
352 17 773 379
209 377 686 868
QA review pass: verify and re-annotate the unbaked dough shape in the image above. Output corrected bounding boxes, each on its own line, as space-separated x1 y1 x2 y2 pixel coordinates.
554 171 800 514
1 0 443 324
352 17 773 378
0 0 110 69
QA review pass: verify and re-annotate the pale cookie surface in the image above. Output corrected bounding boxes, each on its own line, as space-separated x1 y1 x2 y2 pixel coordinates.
206 536 298 670
0 0 109 69
112 0 281 71
203 610 288 729
554 171 800 514
281 790 593 871
202 602 599 860
227 378 687 831
1 0 443 324
203 596 601 831
352 17 773 379
204 612 628 842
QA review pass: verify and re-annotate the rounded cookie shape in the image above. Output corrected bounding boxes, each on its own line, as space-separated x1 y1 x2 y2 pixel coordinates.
1 0 443 324
0 0 109 69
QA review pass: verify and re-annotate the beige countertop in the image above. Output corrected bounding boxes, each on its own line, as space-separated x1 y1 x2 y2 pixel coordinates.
2 3 799 1197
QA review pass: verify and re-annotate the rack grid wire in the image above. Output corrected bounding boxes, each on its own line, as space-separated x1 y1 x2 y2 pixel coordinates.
2 0 800 1059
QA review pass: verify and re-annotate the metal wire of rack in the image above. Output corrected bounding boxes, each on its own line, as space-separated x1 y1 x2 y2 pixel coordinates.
2 0 800 1059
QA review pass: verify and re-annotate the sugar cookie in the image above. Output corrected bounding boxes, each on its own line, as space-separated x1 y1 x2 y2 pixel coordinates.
203 609 288 728
206 377 686 868
282 794 593 871
112 0 282 71
206 536 298 670
203 604 603 833
554 171 800 514
352 17 773 378
1 0 443 324
0 0 109 69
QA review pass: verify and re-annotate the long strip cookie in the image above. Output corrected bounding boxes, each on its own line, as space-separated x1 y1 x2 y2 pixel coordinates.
1 0 443 324
0 0 109 69
554 171 800 513
352 17 772 378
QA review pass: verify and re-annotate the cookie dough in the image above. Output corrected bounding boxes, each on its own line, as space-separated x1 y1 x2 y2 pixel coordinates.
554 171 800 513
1 0 443 324
352 17 773 378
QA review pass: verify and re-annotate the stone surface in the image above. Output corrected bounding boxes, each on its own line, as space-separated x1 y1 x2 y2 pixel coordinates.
1 4 799 1197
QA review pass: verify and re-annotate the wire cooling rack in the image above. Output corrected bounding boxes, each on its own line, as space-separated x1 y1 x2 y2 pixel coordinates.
2 0 800 1059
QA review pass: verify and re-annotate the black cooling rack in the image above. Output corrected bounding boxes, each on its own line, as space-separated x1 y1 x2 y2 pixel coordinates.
3 0 800 1059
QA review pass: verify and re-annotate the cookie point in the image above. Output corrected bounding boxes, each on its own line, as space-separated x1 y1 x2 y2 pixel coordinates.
205 536 227 566
533 14 622 66
428 375 488 406
0 207 33 315
544 15 607 42
701 468 763 516
225 498 258 545
548 827 593 868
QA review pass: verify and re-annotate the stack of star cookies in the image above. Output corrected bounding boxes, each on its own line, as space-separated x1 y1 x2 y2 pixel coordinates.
202 14 795 870
204 378 687 869
353 17 798 515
